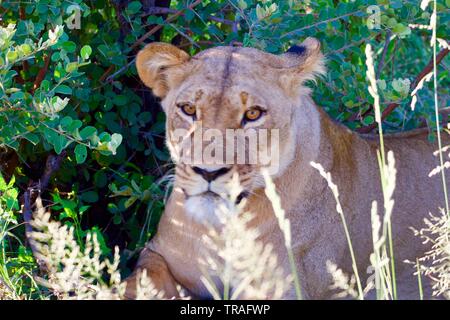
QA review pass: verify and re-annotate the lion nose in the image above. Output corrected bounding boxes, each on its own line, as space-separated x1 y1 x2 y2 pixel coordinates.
192 166 231 182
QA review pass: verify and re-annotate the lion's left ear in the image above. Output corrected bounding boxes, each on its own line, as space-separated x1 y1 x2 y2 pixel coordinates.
278 37 326 96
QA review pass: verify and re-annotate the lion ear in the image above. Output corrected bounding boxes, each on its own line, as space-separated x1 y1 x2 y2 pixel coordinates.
136 42 190 98
279 37 326 96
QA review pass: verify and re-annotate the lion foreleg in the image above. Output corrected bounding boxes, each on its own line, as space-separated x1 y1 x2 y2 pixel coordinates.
124 248 180 299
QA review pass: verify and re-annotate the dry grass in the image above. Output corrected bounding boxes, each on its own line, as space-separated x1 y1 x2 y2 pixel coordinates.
29 197 161 300
413 211 450 299
200 210 291 300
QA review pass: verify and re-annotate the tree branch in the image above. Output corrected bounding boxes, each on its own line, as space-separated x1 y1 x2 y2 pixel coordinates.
141 6 235 25
356 47 450 134
99 0 203 83
22 152 66 272
105 58 136 83
31 54 50 94
130 0 203 51
376 30 392 78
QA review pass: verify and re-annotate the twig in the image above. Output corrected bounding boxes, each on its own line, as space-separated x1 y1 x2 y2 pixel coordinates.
31 54 50 94
99 65 114 83
105 58 136 83
328 36 375 56
130 0 203 51
347 106 372 122
19 6 29 78
280 10 363 40
208 16 235 26
232 20 239 34
168 24 200 49
376 30 392 78
23 190 45 271
178 40 216 48
413 47 449 88
99 0 203 83
142 6 234 25
112 0 131 41
22 152 66 272
390 38 398 78
356 102 399 134
356 47 450 134
141 7 178 16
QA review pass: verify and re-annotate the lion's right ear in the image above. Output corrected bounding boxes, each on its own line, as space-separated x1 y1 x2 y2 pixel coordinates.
136 43 190 98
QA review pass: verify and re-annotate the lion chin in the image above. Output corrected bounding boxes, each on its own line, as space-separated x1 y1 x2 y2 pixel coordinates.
184 191 234 226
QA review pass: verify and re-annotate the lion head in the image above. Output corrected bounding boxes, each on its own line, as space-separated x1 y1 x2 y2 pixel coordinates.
136 38 325 223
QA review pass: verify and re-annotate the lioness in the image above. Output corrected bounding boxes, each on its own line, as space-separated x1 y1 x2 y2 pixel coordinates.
125 38 448 299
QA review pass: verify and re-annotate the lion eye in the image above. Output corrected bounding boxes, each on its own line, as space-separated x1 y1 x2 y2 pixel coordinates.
243 107 264 123
178 103 196 118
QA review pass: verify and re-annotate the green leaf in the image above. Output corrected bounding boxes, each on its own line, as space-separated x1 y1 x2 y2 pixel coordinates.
126 1 142 14
0 173 7 190
55 85 72 95
75 144 88 164
124 196 138 209
10 91 25 100
80 45 92 60
65 62 78 73
387 18 397 28
237 0 247 9
61 41 77 53
43 127 59 145
113 214 122 225
40 79 50 91
60 116 73 130
67 120 83 135
138 112 152 125
23 133 40 145
6 51 18 63
363 115 375 126
54 134 70 154
19 44 32 55
79 126 97 140
4 188 19 210
80 191 99 203
94 170 108 188
185 9 195 22
113 95 128 106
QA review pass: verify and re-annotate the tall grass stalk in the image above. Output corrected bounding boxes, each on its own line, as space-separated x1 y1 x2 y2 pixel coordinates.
0 174 20 300
429 0 450 217
262 170 302 300
369 201 390 299
366 44 397 299
309 162 364 300
0 243 19 300
416 258 424 300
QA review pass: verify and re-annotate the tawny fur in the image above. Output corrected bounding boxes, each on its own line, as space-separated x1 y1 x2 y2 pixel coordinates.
125 39 448 300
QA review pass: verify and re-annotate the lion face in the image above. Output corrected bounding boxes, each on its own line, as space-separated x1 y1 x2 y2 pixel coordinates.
136 39 324 222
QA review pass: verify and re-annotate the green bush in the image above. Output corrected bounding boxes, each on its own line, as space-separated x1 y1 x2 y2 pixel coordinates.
0 0 448 298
